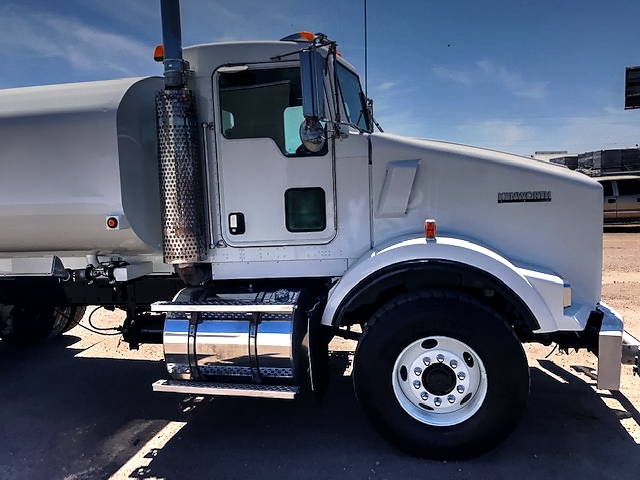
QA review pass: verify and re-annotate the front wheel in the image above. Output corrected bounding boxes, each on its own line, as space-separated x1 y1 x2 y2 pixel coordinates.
353 290 530 460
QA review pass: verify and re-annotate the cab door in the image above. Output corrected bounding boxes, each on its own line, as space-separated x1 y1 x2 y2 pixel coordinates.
213 65 335 247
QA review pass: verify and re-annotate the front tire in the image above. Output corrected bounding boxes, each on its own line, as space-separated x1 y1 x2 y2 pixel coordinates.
353 290 529 460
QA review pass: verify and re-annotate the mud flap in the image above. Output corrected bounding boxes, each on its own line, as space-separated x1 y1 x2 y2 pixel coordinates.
597 303 624 390
308 299 331 402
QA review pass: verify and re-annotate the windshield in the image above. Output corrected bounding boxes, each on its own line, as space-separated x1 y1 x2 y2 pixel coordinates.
336 62 371 132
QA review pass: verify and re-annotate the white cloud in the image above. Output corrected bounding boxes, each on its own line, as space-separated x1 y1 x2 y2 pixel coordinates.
546 108 640 153
181 1 323 44
432 60 549 100
439 105 640 155
455 119 535 152
433 66 473 85
0 5 155 78
377 80 402 91
477 60 548 100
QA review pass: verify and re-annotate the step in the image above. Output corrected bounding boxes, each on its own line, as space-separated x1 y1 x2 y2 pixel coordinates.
151 300 294 314
152 379 298 399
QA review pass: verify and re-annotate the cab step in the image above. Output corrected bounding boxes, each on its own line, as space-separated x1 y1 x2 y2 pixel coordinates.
152 379 298 399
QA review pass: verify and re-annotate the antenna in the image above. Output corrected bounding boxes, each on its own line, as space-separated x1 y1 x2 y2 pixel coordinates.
364 0 368 97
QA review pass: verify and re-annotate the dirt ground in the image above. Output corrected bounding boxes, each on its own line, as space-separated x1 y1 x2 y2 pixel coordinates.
1 229 639 479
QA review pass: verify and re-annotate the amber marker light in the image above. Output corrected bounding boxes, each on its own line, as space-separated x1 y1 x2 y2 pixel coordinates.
153 44 164 62
106 217 119 229
424 219 437 239
280 31 315 42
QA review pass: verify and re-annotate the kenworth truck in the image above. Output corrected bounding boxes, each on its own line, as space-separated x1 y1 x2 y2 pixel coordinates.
0 0 638 460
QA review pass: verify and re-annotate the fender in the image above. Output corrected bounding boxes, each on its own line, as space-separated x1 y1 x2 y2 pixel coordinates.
322 235 589 334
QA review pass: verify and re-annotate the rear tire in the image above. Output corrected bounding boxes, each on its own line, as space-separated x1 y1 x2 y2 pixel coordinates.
1 305 86 345
353 290 529 460
51 306 87 336
1 305 56 345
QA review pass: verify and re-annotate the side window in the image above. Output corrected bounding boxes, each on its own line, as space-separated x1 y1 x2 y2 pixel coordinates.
284 188 326 232
336 62 371 132
284 106 304 155
616 179 640 196
218 68 326 157
600 180 614 197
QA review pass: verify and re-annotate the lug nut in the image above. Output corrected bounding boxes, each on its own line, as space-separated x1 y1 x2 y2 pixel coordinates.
434 397 442 407
457 385 465 394
447 395 456 404
436 354 445 363
414 367 422 376
450 359 458 369
420 391 429 401
457 372 466 380
413 380 421 389
423 357 431 366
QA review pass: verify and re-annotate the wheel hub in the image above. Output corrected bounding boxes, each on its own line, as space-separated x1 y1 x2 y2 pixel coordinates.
392 335 488 427
422 364 456 396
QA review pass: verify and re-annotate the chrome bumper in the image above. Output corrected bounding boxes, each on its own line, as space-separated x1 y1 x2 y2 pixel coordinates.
596 302 624 390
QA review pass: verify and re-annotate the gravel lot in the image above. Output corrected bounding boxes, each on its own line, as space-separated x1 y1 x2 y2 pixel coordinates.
1 229 639 479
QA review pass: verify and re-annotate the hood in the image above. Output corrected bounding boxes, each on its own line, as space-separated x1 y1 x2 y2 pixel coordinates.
369 133 603 306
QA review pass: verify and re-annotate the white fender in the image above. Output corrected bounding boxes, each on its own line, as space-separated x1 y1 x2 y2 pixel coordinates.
322 235 591 334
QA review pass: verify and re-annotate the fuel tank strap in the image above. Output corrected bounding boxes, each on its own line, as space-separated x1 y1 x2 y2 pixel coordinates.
151 301 294 314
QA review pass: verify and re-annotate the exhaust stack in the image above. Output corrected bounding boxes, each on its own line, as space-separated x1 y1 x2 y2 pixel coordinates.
160 0 186 89
156 0 208 271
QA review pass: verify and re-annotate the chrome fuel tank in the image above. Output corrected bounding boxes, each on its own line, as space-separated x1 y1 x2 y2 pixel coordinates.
158 288 311 384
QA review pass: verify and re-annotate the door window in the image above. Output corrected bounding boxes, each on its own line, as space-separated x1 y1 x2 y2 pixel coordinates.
218 68 326 157
600 180 614 197
284 188 326 232
616 179 640 196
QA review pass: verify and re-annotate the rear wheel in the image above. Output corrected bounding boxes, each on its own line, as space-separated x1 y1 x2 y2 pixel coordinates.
353 290 529 460
1 305 86 345
51 306 87 336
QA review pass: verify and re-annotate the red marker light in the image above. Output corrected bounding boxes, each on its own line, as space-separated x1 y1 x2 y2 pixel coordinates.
106 217 119 229
424 219 436 239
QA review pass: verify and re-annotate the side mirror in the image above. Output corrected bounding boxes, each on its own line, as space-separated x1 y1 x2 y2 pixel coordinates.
300 49 326 119
299 117 325 153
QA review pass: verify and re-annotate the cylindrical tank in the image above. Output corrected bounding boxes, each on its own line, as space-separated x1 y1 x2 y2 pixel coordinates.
0 77 164 254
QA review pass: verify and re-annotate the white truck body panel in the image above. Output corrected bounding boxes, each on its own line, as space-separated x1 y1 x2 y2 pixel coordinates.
0 77 163 259
368 133 604 308
321 235 590 334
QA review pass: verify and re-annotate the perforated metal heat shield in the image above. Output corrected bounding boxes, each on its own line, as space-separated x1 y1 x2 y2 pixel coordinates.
156 89 208 264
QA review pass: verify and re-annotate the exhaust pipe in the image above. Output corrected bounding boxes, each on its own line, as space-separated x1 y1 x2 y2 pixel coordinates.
156 0 208 273
160 0 186 89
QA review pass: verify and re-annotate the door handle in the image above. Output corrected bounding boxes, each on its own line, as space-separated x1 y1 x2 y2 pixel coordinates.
229 212 246 235
608 199 616 204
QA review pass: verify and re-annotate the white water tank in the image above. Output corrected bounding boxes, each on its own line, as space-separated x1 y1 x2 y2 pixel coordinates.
0 77 164 255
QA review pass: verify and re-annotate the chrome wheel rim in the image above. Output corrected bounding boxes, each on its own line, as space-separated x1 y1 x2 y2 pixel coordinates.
392 336 487 426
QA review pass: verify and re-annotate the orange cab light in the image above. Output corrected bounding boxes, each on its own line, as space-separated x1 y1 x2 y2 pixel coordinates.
424 219 437 239
280 31 315 42
153 44 164 62
106 217 119 229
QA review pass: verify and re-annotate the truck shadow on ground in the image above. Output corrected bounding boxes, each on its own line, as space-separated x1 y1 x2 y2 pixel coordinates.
1 338 639 480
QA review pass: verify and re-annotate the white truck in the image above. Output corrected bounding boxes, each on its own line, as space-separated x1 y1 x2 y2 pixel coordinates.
0 0 638 460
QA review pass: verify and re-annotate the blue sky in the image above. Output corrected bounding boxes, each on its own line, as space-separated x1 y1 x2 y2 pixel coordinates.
2 0 640 155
